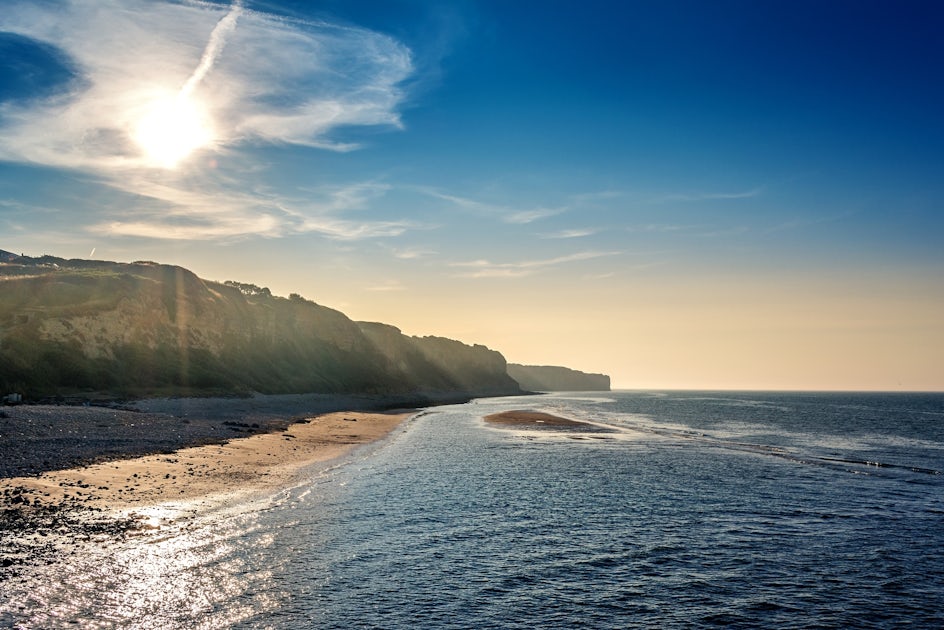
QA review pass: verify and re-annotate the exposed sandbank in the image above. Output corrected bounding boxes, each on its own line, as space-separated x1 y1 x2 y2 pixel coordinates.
484 410 597 428
483 410 621 437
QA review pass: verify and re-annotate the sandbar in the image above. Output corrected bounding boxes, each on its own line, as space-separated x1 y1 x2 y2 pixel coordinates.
484 410 597 428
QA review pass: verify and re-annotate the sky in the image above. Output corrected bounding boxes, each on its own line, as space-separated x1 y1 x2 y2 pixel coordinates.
0 0 942 391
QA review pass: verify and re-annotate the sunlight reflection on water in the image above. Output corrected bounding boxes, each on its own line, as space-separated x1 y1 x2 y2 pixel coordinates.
2 496 286 629
3 392 943 628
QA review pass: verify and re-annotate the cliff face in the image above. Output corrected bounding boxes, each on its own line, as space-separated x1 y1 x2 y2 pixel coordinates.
410 335 523 396
507 364 611 392
0 255 521 399
357 323 522 396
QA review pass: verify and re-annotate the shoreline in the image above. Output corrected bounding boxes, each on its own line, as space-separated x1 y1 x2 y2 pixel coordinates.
0 409 414 512
0 407 416 576
0 391 473 478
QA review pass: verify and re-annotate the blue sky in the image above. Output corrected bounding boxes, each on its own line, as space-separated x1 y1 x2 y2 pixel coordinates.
1 0 942 389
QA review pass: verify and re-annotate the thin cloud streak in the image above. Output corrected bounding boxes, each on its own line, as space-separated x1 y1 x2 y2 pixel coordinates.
625 224 695 233
503 208 564 224
650 187 764 204
180 1 243 99
392 248 438 259
418 188 565 224
540 228 598 239
625 223 751 240
365 281 407 292
451 251 620 278
91 179 416 241
762 210 857 234
697 226 750 238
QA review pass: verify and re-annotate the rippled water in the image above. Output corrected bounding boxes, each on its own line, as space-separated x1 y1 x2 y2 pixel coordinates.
3 391 943 628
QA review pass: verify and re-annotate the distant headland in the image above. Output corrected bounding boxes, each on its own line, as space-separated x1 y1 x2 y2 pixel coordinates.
508 364 610 392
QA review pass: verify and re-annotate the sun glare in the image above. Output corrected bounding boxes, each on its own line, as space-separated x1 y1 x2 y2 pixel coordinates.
133 95 213 168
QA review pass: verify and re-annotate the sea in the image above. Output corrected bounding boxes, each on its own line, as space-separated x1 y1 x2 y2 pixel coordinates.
2 390 943 629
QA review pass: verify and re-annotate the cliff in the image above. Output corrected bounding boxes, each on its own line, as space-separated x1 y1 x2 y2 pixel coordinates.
357 323 522 396
410 335 522 396
0 254 522 400
507 364 611 392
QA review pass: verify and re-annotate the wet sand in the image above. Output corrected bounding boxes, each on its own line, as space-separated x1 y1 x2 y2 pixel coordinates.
484 410 598 428
0 392 437 478
0 410 412 511
483 410 621 437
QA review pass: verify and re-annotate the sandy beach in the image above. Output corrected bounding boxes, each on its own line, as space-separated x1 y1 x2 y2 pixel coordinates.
0 393 437 478
0 409 412 511
0 403 415 575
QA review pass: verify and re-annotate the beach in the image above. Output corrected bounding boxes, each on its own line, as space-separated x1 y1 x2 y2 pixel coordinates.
0 398 416 575
0 400 418 622
0 409 413 511
0 393 435 478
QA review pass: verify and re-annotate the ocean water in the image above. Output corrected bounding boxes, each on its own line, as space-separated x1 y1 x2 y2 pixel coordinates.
2 391 943 628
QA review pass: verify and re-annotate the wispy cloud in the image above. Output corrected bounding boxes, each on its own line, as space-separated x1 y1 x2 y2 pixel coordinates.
451 251 620 278
539 228 598 239
391 247 437 260
418 188 566 224
625 223 751 239
0 0 411 167
762 210 856 234
91 179 415 241
0 0 414 240
503 208 564 224
365 281 407 292
625 224 695 233
697 226 750 238
584 261 666 279
569 190 624 203
650 187 764 204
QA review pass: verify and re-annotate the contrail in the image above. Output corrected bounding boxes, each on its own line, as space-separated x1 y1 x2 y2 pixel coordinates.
180 1 243 98
89 247 96 258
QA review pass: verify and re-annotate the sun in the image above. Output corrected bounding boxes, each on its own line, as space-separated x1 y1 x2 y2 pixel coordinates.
133 94 213 168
